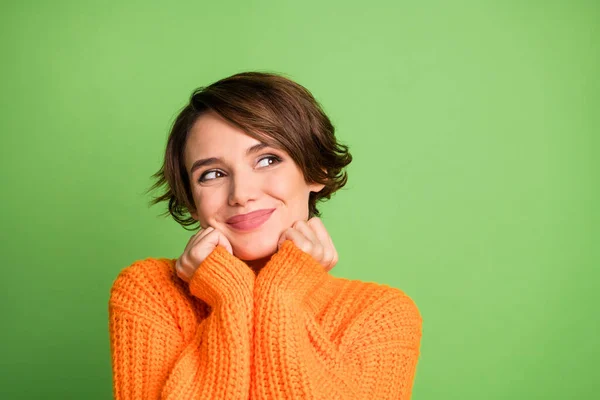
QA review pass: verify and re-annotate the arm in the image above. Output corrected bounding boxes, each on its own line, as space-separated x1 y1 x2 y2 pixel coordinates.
108 246 254 400
252 240 423 399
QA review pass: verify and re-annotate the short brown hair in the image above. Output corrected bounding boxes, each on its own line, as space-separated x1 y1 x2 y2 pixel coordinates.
146 71 352 231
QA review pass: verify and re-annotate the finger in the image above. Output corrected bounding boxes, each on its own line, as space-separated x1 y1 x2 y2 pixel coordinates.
307 218 335 269
188 227 212 247
280 227 312 253
330 236 339 270
216 231 233 254
179 227 215 280
189 226 214 248
278 226 300 249
306 218 332 249
294 220 319 245
197 226 215 239
321 243 334 271
175 256 191 282
277 229 288 249
324 227 339 271
189 228 224 259
293 221 323 261
186 234 196 245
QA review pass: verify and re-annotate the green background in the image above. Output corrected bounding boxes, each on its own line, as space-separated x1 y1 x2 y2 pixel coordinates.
1 0 598 398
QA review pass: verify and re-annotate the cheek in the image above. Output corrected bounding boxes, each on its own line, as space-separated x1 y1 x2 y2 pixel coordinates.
194 189 224 222
265 171 309 206
264 172 301 201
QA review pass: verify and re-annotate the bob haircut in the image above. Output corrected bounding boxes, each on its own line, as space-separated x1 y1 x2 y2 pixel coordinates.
147 71 353 231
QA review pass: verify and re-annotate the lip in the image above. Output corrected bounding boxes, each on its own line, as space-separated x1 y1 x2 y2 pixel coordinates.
226 208 276 232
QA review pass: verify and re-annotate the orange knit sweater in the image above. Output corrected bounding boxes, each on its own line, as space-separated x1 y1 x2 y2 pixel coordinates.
108 240 423 399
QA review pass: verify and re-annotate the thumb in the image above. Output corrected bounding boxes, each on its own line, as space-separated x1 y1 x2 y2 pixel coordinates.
277 230 288 250
216 231 233 255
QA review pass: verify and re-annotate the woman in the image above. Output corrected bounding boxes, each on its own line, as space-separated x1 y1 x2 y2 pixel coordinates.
108 72 423 399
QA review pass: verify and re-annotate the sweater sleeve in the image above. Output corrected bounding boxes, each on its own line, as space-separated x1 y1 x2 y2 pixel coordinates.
252 240 423 400
108 245 255 400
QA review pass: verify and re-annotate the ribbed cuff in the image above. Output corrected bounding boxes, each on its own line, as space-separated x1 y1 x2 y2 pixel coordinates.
255 240 329 305
188 245 255 307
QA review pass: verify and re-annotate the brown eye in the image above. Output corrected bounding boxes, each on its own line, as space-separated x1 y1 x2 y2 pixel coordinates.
257 155 281 168
198 170 224 183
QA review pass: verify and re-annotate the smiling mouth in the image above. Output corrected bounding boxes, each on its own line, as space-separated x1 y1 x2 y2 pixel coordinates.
226 209 276 232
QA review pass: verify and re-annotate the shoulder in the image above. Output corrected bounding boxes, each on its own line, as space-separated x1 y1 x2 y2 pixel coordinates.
325 277 422 337
110 257 181 296
108 257 208 338
109 258 209 335
109 257 202 319
323 277 422 352
333 277 421 317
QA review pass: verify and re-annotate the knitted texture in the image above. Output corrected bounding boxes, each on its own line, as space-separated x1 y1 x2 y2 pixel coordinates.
108 240 422 399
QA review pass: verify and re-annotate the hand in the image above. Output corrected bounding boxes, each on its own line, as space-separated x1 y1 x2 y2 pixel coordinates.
277 217 338 271
175 227 233 283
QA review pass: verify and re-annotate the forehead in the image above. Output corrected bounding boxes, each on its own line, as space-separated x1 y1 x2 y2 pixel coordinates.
185 112 261 159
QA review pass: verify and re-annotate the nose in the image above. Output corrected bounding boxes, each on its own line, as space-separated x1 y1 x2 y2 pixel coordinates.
228 172 259 206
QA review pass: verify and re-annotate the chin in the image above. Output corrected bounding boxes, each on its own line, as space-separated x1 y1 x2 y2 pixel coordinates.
231 237 279 261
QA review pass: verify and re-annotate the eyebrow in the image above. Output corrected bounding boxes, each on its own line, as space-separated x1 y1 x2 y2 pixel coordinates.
189 142 271 175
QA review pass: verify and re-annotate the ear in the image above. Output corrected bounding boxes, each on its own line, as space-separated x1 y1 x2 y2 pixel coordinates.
309 168 327 193
309 182 326 193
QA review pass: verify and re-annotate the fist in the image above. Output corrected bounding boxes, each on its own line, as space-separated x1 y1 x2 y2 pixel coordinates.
175 227 233 283
277 217 338 271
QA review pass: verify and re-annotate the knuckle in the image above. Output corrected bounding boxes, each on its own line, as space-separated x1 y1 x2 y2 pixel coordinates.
309 217 322 226
175 266 186 281
315 244 324 257
301 242 312 254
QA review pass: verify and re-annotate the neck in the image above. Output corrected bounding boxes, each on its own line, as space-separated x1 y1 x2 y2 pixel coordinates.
244 254 273 275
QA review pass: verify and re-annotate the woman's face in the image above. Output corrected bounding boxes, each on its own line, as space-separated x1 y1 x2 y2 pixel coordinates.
184 110 324 261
